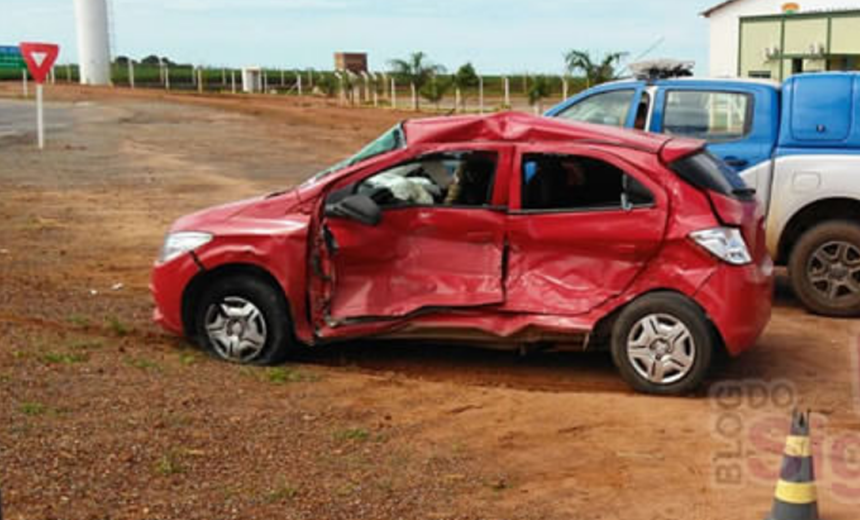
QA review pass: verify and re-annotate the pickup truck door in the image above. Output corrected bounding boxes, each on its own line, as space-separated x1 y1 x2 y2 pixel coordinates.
650 85 777 176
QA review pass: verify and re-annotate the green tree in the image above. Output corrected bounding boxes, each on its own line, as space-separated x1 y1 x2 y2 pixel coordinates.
420 75 452 110
315 73 338 97
527 75 553 113
453 62 479 110
564 50 627 87
388 52 445 109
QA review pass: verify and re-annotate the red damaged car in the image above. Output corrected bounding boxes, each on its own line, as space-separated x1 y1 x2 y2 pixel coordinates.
151 112 773 394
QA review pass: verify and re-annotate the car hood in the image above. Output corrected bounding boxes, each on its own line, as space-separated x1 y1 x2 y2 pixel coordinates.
170 190 301 232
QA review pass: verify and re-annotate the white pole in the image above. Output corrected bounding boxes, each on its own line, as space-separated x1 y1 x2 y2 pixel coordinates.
372 74 379 107
128 61 135 89
197 68 204 94
562 77 568 100
455 87 461 113
411 82 417 111
263 70 268 93
36 83 44 150
165 65 170 91
22 70 29 98
308 69 314 88
231 70 236 94
479 76 484 113
504 77 510 107
391 77 396 109
297 73 303 96
50 67 56 84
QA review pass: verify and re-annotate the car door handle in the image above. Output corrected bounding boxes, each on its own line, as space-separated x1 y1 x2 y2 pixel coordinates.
724 157 748 168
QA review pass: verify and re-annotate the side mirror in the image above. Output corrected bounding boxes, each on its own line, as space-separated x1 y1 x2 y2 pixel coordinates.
325 194 382 226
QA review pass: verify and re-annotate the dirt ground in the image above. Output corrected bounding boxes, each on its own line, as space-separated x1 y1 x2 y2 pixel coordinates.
1 84 859 520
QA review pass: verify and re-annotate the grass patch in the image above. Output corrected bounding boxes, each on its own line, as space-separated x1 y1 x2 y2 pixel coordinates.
67 338 105 351
125 357 162 372
265 366 319 384
178 352 201 366
67 314 91 327
41 352 90 365
155 451 185 476
333 427 371 443
265 480 299 503
105 316 130 337
19 402 47 416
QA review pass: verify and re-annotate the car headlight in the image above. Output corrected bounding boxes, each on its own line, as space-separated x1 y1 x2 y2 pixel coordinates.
690 227 752 265
159 232 213 264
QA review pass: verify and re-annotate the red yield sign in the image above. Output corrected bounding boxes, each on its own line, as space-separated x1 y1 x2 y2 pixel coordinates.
19 42 59 84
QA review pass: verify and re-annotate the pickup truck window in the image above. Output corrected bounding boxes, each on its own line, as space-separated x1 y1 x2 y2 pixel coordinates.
663 91 752 143
556 90 635 127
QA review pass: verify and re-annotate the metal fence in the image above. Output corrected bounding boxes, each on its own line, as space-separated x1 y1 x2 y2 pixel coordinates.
0 63 587 113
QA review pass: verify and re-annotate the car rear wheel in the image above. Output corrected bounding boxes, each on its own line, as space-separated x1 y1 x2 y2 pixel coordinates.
194 275 293 365
789 221 860 317
611 293 714 395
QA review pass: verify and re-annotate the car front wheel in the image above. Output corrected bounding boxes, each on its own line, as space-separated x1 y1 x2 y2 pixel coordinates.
788 220 860 317
611 293 714 395
194 275 293 365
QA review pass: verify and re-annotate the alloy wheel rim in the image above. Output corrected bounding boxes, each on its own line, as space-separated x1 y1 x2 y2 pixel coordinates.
807 240 860 302
204 296 268 363
626 313 696 385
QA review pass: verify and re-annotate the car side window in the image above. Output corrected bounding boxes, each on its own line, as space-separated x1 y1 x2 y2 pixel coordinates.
662 90 752 142
556 90 636 127
356 151 498 208
521 154 654 211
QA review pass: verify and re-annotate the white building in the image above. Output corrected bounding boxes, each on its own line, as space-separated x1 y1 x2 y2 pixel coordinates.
703 0 860 77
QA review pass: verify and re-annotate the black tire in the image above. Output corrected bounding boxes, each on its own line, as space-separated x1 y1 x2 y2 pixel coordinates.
788 220 860 317
610 293 714 396
194 275 294 365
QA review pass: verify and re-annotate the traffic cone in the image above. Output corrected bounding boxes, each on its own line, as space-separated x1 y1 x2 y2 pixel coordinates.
766 410 819 520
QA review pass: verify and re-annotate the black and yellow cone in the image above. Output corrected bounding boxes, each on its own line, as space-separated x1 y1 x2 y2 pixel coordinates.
766 410 819 520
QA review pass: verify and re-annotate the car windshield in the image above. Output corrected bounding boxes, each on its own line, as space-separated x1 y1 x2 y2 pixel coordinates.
310 124 406 182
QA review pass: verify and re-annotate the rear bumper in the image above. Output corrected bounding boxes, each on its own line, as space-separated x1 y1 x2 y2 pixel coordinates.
150 254 202 336
695 256 774 356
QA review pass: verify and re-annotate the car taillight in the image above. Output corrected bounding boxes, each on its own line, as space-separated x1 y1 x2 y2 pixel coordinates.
689 227 752 265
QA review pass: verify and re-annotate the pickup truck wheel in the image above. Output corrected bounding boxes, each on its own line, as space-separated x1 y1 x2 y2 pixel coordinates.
789 221 860 317
194 275 293 365
611 293 713 395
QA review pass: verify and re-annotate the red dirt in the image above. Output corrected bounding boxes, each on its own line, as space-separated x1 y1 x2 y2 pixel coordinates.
1 84 859 520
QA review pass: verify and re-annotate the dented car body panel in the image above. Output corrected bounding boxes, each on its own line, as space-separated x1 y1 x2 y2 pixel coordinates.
151 112 773 359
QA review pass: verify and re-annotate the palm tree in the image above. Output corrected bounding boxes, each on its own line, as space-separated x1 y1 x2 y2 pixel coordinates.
564 50 627 88
388 52 445 110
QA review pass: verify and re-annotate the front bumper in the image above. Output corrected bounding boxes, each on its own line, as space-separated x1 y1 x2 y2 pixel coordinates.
695 255 774 356
150 253 203 336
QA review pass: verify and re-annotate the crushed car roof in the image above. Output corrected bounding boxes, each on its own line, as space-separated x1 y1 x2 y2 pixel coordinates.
402 111 682 154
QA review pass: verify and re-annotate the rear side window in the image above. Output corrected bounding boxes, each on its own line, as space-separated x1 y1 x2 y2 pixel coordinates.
670 151 753 200
521 154 654 211
557 90 635 127
663 91 752 142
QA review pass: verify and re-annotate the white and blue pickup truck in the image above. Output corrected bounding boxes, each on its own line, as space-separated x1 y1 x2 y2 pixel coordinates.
547 72 860 317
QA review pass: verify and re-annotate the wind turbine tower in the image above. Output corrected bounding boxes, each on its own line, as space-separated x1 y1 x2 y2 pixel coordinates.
73 0 112 85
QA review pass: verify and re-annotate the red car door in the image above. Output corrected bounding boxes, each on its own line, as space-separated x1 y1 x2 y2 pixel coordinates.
504 144 669 315
318 145 512 323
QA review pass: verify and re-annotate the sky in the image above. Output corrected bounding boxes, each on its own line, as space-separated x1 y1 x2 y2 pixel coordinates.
2 0 720 75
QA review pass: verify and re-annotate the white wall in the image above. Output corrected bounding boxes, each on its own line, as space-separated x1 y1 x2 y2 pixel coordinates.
707 0 860 77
